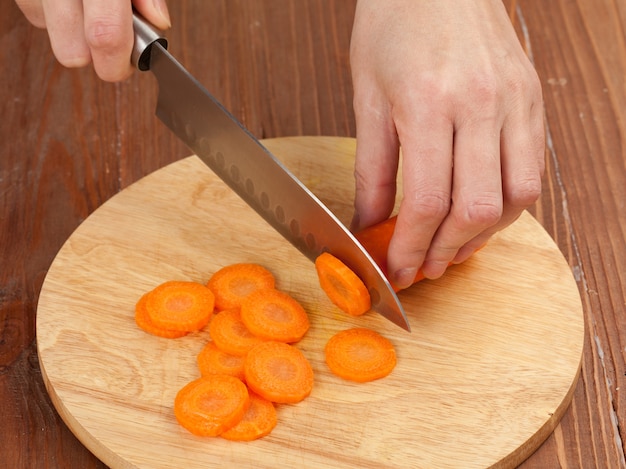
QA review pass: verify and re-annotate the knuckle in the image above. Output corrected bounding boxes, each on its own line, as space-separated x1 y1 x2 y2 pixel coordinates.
404 190 451 221
85 16 126 51
459 196 502 228
353 167 395 193
508 176 542 207
470 73 500 104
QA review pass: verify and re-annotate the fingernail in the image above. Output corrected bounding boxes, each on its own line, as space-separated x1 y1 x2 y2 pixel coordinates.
153 0 172 28
392 267 418 290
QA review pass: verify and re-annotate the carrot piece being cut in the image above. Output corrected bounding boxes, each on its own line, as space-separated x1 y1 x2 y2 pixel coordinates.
174 375 249 437
134 292 188 339
356 216 440 290
207 263 275 311
209 309 265 356
325 327 397 383
220 392 277 441
145 281 214 332
314 217 434 316
197 341 246 381
240 289 310 343
314 252 371 317
244 341 314 404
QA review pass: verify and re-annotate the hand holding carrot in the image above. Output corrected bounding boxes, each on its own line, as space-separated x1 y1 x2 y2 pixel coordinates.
14 0 171 81
349 0 545 288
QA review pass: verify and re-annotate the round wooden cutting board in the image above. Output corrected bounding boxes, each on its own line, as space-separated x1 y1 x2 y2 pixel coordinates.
37 136 584 469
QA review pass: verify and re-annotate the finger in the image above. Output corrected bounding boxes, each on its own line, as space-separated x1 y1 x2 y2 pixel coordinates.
82 0 134 81
452 74 545 265
351 89 400 232
387 112 454 289
133 0 171 31
16 0 46 28
421 111 503 279
41 0 91 68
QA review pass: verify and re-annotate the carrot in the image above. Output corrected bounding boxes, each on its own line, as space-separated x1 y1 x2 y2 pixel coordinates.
314 217 432 315
197 341 246 381
209 309 265 356
240 289 310 343
145 280 215 332
220 392 277 441
314 252 371 316
355 216 426 290
207 263 275 311
324 328 397 382
134 292 188 339
244 341 314 404
174 375 250 437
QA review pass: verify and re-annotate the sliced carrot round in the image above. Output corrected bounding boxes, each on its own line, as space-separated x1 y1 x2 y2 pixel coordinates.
174 375 249 437
134 292 188 339
314 252 371 316
145 281 214 332
240 289 310 343
244 341 314 404
209 309 265 356
220 392 277 441
207 263 275 311
325 328 397 382
197 341 246 381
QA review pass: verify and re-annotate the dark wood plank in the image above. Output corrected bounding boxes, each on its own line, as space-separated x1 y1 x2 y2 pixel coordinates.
515 0 626 467
2 3 116 468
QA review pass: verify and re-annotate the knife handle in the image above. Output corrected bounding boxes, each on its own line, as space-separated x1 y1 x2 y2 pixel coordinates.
131 11 168 71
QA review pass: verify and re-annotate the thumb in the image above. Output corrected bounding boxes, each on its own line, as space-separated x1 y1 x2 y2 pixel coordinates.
132 0 171 30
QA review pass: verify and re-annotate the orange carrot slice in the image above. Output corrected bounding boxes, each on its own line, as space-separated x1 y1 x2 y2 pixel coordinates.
145 281 214 332
244 341 314 404
325 328 397 382
174 375 249 437
134 292 188 339
220 392 277 441
314 252 371 316
240 289 310 343
209 308 266 356
197 341 246 381
207 263 276 311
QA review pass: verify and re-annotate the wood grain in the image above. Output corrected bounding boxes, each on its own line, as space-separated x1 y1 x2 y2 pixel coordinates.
2 0 626 467
36 137 583 469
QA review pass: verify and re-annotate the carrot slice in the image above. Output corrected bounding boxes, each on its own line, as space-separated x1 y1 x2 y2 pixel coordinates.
325 328 397 382
197 341 246 381
244 341 314 404
240 289 310 343
174 375 249 437
209 308 265 356
207 263 275 311
314 252 371 316
134 292 188 339
220 392 277 441
145 281 214 332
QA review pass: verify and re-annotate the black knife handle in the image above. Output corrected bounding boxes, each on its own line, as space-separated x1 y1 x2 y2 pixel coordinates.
131 11 168 71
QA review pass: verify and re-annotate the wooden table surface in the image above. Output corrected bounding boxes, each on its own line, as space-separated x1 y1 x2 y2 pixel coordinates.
1 1 624 467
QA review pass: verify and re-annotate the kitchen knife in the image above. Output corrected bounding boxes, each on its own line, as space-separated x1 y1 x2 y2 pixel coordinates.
131 12 410 331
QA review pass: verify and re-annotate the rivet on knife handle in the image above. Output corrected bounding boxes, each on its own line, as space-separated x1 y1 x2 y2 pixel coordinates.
131 12 168 71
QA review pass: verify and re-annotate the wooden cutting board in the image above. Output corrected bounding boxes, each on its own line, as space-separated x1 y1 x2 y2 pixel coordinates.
37 136 584 469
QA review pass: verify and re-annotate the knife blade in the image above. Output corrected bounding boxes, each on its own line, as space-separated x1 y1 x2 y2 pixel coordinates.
131 12 410 331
